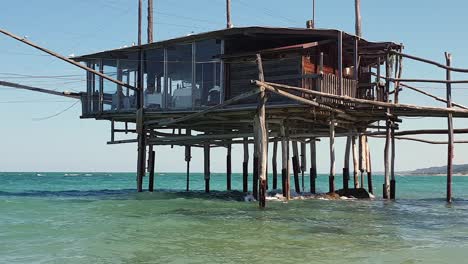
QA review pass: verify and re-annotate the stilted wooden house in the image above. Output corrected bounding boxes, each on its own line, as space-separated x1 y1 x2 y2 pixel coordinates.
2 23 468 208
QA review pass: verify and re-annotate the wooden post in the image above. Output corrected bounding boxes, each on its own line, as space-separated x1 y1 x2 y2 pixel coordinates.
226 0 233 28
300 142 307 192
204 143 210 193
226 143 232 191
255 54 268 208
272 141 278 190
329 118 336 193
148 145 155 192
253 152 259 199
359 135 367 188
352 135 359 188
280 124 290 199
355 0 362 37
390 126 396 199
446 52 454 203
338 31 343 96
383 53 391 199
383 120 391 199
310 138 317 194
242 137 249 192
366 136 373 194
185 130 192 192
147 0 153 43
343 136 351 190
136 108 146 192
138 0 142 46
292 141 301 194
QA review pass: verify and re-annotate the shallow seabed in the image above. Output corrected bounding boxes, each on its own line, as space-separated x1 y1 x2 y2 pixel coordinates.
1 172 467 264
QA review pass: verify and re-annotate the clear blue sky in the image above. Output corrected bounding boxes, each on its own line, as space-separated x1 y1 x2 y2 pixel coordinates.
0 0 467 172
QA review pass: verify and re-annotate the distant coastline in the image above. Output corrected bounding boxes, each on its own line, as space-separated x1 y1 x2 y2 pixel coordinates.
400 164 468 176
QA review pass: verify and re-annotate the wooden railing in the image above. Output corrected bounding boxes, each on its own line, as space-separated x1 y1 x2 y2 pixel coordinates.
305 73 358 105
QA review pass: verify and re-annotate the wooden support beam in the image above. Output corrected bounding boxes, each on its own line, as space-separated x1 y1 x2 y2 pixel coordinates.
383 53 391 199
253 152 259 199
389 50 468 73
243 137 249 193
147 0 154 43
355 0 362 37
226 143 232 191
300 142 307 192
390 127 396 199
204 143 211 193
383 120 391 199
446 52 454 203
256 81 468 116
400 83 468 110
0 81 81 99
310 138 317 194
367 128 468 137
292 141 301 194
255 53 268 208
338 31 343 96
366 136 373 194
343 136 351 191
148 145 155 192
280 124 290 199
226 0 233 28
352 135 359 188
136 108 146 192
359 134 367 188
272 141 278 190
185 130 192 192
0 29 137 91
329 118 336 193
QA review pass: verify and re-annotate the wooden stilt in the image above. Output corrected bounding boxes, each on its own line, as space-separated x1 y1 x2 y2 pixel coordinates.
343 136 351 190
185 130 191 192
226 143 232 191
359 134 367 188
204 143 210 193
390 126 396 199
383 53 391 199
352 135 359 189
280 124 290 199
446 52 454 203
300 142 307 192
292 141 301 194
255 54 268 208
383 120 391 199
310 138 317 194
329 118 336 193
366 136 373 194
136 108 146 192
253 155 259 200
242 137 249 192
148 145 155 192
272 141 278 190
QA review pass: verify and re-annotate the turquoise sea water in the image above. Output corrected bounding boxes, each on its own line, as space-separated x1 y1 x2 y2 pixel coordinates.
1 172 468 264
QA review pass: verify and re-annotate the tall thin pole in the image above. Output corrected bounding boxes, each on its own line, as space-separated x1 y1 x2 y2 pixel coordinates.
355 0 362 37
226 0 233 28
148 0 154 43
446 52 454 203
138 0 142 45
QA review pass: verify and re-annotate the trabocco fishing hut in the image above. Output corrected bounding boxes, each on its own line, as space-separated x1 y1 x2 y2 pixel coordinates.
1 23 468 208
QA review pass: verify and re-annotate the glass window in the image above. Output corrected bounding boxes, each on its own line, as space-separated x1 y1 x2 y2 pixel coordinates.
118 52 139 110
195 40 221 107
167 44 193 109
102 59 118 111
144 48 164 109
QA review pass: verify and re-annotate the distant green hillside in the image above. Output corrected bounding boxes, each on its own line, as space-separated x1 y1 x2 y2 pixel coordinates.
407 164 468 175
